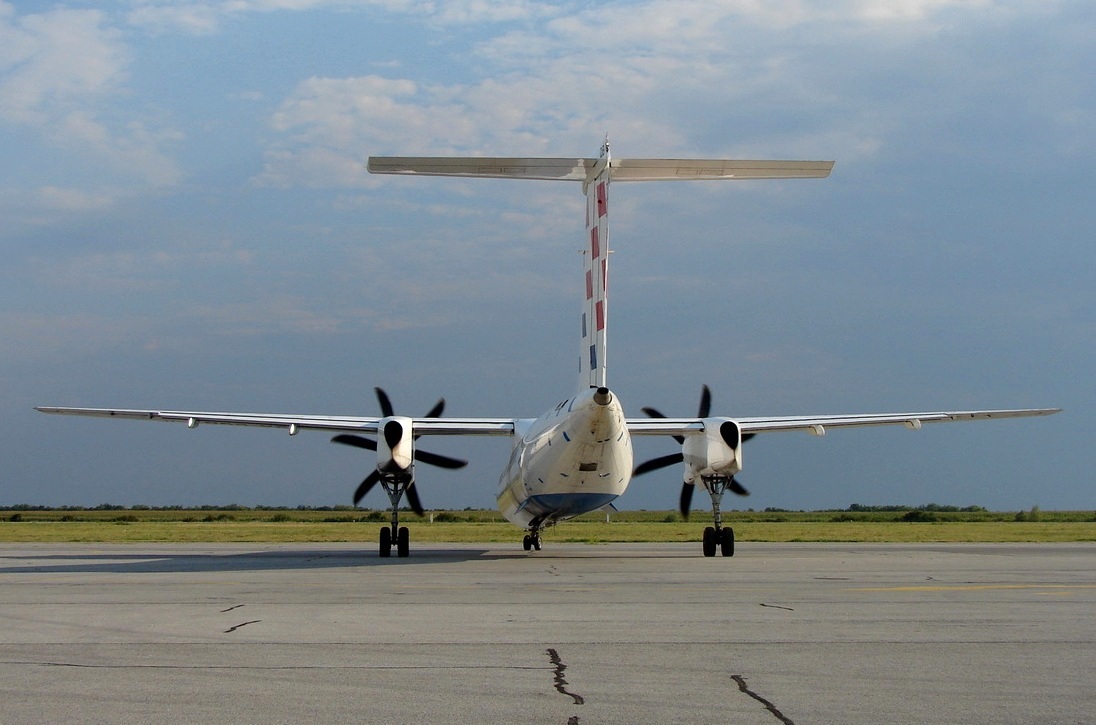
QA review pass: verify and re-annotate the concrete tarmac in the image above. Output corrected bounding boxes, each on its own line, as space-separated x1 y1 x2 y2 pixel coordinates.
0 541 1092 724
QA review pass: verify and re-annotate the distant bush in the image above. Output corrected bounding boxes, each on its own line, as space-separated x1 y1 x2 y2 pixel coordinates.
902 510 938 522
1015 506 1042 522
433 512 463 522
270 513 293 523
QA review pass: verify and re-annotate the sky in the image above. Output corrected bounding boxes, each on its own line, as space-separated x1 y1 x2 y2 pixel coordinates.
1 0 1092 513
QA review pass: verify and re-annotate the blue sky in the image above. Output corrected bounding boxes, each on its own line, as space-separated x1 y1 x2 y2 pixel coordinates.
1 0 1091 512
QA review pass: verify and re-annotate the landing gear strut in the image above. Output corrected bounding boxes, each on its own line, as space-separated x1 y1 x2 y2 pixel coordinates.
378 475 413 558
701 475 735 557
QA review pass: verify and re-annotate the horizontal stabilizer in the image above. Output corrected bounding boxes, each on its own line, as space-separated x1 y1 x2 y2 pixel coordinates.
610 158 834 180
367 156 593 181
368 156 834 183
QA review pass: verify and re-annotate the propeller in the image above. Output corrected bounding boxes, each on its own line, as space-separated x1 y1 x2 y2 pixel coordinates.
331 387 467 512
632 385 753 519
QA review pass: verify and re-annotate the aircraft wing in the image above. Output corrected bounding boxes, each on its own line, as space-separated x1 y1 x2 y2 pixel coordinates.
626 408 1061 436
34 407 517 437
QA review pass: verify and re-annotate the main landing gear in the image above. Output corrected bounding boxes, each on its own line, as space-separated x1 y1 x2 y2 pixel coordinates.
379 523 410 558
702 475 736 557
702 524 734 557
522 530 542 551
378 476 414 558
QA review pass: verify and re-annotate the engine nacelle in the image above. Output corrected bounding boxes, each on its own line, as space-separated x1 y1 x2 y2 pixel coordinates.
681 418 743 484
377 416 414 475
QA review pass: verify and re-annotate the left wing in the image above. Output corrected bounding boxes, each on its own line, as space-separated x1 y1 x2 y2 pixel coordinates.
626 407 1061 437
34 407 517 437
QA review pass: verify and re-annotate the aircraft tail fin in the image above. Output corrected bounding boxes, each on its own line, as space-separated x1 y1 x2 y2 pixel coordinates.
368 146 833 391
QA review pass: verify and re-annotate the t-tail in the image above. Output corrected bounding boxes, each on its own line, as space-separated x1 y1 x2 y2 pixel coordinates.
367 144 834 392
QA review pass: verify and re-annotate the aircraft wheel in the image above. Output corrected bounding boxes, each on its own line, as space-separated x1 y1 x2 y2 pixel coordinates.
532 533 542 551
720 527 735 557
397 526 410 557
702 526 717 557
379 526 392 558
522 534 532 551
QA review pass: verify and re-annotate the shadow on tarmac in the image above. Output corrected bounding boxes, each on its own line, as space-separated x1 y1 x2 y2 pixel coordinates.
0 546 518 574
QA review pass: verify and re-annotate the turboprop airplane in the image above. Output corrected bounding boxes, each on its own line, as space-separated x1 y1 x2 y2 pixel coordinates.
38 140 1060 558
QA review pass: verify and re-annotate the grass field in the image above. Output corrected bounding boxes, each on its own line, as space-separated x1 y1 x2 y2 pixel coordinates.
1 508 1093 543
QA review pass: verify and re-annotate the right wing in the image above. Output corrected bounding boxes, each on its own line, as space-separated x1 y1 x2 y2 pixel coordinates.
626 407 1061 437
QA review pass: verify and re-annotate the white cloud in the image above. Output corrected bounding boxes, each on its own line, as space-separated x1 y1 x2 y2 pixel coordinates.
0 3 126 124
250 0 1085 192
37 186 116 212
127 0 561 35
0 2 182 192
30 246 255 294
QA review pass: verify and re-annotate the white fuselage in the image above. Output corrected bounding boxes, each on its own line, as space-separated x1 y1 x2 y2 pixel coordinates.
497 387 632 529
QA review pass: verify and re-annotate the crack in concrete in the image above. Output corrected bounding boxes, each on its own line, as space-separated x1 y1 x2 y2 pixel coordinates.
731 675 795 725
219 604 245 613
759 603 794 611
546 648 584 705
224 620 262 633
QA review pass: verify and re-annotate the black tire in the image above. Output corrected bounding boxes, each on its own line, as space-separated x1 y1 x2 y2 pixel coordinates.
522 534 532 551
397 526 410 557
379 526 392 558
720 526 735 557
702 526 717 557
532 534 542 551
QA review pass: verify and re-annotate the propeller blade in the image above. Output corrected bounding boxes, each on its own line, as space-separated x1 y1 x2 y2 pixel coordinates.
423 398 445 419
414 449 468 469
679 482 694 520
729 477 750 496
697 385 711 418
374 387 395 417
338 389 467 509
331 434 377 451
633 452 684 476
353 471 381 506
405 482 425 517
642 407 685 445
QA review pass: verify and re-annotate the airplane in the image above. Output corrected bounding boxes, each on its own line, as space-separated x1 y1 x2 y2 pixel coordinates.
38 140 1060 558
